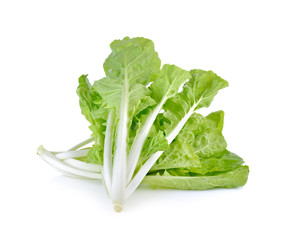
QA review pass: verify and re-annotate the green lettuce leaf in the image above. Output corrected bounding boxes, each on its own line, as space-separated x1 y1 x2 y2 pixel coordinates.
143 166 249 190
139 130 169 163
161 70 229 141
192 150 244 175
206 110 225 132
77 75 107 155
150 112 241 176
150 138 200 172
93 37 160 121
90 37 162 203
150 64 191 102
176 112 227 158
86 144 103 164
126 64 191 181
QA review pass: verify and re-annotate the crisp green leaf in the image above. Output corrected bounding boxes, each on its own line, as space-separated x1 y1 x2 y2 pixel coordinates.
126 63 191 183
134 96 157 117
91 37 162 204
77 75 107 148
77 75 97 125
192 127 227 157
128 64 190 151
139 130 168 164
161 70 228 137
143 166 249 190
150 64 191 102
149 112 230 175
150 138 200 172
191 150 244 174
86 144 103 164
176 113 227 158
190 69 229 110
93 37 160 119
105 37 161 86
206 110 225 132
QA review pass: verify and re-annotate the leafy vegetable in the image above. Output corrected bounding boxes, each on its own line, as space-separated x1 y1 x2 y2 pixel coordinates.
37 37 249 212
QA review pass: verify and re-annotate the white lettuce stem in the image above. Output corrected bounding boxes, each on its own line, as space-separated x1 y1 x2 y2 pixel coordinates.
67 137 94 151
55 149 89 160
37 145 101 179
126 100 165 184
63 158 101 173
125 151 163 200
39 147 110 199
103 110 114 193
124 104 197 200
111 71 129 209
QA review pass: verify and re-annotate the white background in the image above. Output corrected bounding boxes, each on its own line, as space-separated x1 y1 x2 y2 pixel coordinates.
1 0 297 239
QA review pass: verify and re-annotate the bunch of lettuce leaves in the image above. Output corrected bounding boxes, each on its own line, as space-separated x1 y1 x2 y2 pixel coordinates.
38 37 249 211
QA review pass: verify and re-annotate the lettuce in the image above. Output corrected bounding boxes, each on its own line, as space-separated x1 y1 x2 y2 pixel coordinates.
37 37 249 212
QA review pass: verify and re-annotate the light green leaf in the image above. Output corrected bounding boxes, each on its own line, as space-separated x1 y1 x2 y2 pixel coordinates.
129 64 190 150
192 127 227 157
190 69 229 110
76 75 107 148
206 110 225 132
191 150 244 174
150 64 191 102
176 113 227 158
77 75 97 125
149 112 229 175
161 70 228 138
134 96 157 117
150 138 200 172
143 166 249 190
93 37 160 119
126 63 191 182
105 37 161 86
91 37 162 202
139 130 168 164
86 144 103 164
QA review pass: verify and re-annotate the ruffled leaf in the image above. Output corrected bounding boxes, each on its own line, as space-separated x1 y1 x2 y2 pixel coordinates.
150 138 200 172
162 70 228 137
